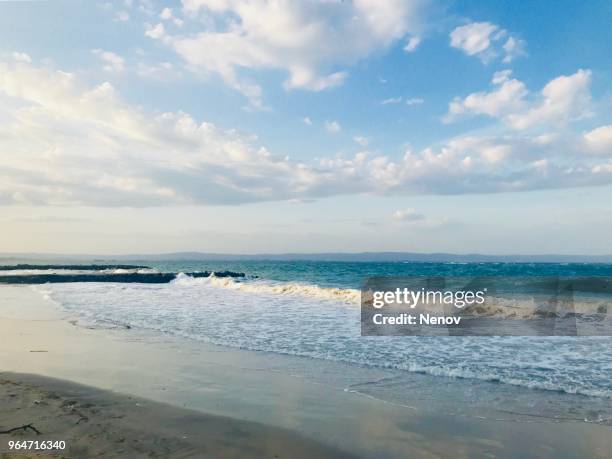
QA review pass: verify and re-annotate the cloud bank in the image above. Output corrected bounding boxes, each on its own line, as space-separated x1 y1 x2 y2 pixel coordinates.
0 58 611 207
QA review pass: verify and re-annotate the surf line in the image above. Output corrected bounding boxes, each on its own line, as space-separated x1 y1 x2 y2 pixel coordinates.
372 313 462 325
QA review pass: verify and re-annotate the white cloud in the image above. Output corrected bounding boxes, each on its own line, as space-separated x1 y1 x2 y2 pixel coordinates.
446 70 527 121
316 134 612 195
450 22 500 55
325 120 341 133
1 59 611 207
138 0 155 16
12 52 31 63
392 208 423 221
354 136 370 147
0 59 312 205
136 61 180 80
584 125 612 154
380 96 423 106
491 69 512 84
502 36 526 63
533 133 558 145
404 36 421 52
284 69 348 92
446 69 592 130
302 116 312 125
159 7 184 26
92 49 125 73
506 69 592 129
160 7 173 20
147 0 427 106
145 23 166 39
381 96 402 105
450 21 525 63
391 208 448 228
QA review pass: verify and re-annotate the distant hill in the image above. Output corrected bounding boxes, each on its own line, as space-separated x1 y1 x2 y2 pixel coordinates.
2 251 612 264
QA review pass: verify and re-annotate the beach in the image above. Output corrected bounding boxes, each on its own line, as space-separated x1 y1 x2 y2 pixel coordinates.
1 282 612 458
2 0 611 456
0 372 355 459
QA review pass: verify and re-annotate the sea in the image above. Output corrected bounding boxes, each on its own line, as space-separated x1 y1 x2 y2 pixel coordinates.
2 259 612 425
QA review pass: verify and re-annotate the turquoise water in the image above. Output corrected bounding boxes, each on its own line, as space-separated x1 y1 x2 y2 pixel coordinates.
143 260 612 287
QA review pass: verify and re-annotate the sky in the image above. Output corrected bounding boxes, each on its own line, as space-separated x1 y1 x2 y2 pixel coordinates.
0 0 611 255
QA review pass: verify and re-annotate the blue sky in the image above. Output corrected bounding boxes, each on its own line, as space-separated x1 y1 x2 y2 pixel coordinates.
0 0 611 254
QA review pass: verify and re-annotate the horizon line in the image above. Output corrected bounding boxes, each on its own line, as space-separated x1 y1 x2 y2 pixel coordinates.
1 251 612 260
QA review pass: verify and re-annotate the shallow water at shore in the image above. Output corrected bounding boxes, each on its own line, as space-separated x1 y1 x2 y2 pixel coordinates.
1 285 612 458
39 273 612 403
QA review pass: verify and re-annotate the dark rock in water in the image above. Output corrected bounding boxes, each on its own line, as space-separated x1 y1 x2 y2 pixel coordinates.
0 270 246 284
0 273 174 284
597 304 608 314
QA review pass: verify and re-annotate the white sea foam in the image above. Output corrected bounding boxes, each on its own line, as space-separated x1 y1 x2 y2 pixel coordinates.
173 273 361 304
39 276 612 402
108 268 158 274
460 295 610 318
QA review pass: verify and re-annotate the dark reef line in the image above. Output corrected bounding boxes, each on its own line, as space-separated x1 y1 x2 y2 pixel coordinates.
0 271 245 284
0 264 149 271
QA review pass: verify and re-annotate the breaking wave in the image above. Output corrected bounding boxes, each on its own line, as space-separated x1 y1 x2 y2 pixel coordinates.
173 272 360 304
461 295 610 318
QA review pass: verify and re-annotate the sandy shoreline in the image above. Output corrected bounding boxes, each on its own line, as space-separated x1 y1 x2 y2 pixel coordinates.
0 372 355 458
1 284 612 458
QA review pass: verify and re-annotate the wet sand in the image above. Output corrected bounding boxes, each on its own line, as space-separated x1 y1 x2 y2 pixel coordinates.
0 372 355 459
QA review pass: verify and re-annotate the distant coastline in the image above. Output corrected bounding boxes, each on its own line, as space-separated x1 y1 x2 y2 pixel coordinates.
2 251 612 264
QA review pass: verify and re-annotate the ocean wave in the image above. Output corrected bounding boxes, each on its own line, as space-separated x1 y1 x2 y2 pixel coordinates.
172 273 360 304
395 362 612 399
461 295 610 318
365 293 611 319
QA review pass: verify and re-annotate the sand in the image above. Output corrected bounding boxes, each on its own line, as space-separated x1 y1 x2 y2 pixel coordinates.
0 372 355 459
